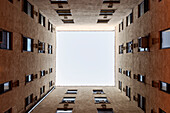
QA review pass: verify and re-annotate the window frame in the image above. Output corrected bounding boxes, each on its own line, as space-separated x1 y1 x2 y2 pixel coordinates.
126 41 133 53
95 97 109 104
25 74 34 84
160 28 170 49
61 97 76 103
160 81 170 94
22 36 33 52
39 13 45 27
138 94 146 112
0 29 12 50
23 0 34 18
0 81 12 95
25 94 33 107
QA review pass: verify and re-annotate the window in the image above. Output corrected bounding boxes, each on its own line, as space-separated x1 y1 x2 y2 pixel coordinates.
118 81 122 91
49 81 53 87
48 21 53 32
97 19 110 23
95 97 109 103
49 68 53 73
66 90 77 94
40 86 45 95
126 70 131 77
25 94 33 107
160 29 170 49
138 0 149 17
138 94 146 111
126 41 133 53
38 41 45 53
119 44 123 54
23 36 33 52
93 90 104 94
138 37 149 52
0 29 12 50
56 109 72 113
23 0 33 18
103 0 120 3
97 108 114 113
48 44 52 54
118 68 122 73
160 81 170 94
40 70 46 77
0 81 12 94
56 10 72 16
159 108 166 113
119 21 123 32
62 19 74 24
100 9 115 15
126 12 133 26
137 74 145 83
39 13 45 27
62 97 75 103
126 86 131 99
4 108 12 113
25 74 33 83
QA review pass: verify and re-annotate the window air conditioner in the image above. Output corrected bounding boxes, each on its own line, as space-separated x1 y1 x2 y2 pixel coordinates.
133 74 138 79
123 70 126 74
139 36 149 48
123 88 126 92
152 81 160 88
64 103 69 108
34 74 38 79
133 43 138 48
12 80 19 87
45 71 48 74
33 10 38 16
38 43 44 50
34 96 37 101
133 96 138 101
33 44 38 48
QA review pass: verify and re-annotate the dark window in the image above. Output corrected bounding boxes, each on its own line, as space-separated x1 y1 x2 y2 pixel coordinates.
159 108 166 113
8 0 13 3
126 12 133 26
0 29 12 50
119 44 123 54
126 41 133 53
23 36 33 52
126 70 131 77
38 41 45 53
0 81 12 94
126 86 131 99
49 68 53 73
56 109 72 113
4 108 12 113
93 90 104 94
25 74 33 83
97 108 113 113
39 13 45 27
137 74 145 83
49 81 53 87
118 68 122 73
62 97 75 103
40 70 46 77
95 97 109 103
25 94 33 107
160 81 170 94
138 94 146 111
118 81 122 91
48 44 52 54
138 37 149 52
119 21 123 32
56 10 72 16
48 21 53 32
160 29 170 49
23 0 34 18
62 19 74 24
66 90 77 94
138 0 149 17
97 19 110 23
100 9 115 15
40 86 45 95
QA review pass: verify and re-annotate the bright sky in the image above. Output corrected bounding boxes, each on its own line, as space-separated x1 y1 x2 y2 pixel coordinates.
56 31 115 86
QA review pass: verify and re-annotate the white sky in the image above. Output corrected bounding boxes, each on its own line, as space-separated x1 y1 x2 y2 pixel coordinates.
56 31 115 86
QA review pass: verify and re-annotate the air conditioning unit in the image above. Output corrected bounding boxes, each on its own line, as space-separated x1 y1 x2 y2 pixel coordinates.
123 88 126 92
101 103 107 108
12 80 19 87
34 96 37 101
123 70 126 74
138 36 149 48
45 71 48 74
34 74 38 79
152 81 160 88
38 43 44 50
133 43 138 48
34 10 38 16
133 96 138 101
33 44 38 48
133 74 138 79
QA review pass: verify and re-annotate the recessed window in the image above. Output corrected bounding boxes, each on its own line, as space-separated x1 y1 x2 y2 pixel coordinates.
138 94 146 112
48 21 53 32
51 0 68 4
56 10 72 16
66 90 77 94
49 68 53 74
119 21 123 32
40 70 46 77
160 81 170 94
4 108 12 113
138 74 145 83
23 36 33 52
138 0 149 17
0 29 12 50
126 70 131 77
138 37 149 52
118 68 122 73
93 90 104 94
119 44 123 54
25 74 33 83
48 44 52 54
97 19 110 23
160 29 170 49
118 81 122 91
126 41 133 53
40 86 45 95
25 94 33 107
56 109 72 113
62 97 76 103
100 9 115 15
103 0 120 3
23 0 34 18
49 81 53 87
39 13 45 27
126 86 131 99
159 108 166 113
0 81 12 94
62 19 74 24
126 12 133 26
95 97 109 103
97 108 113 113
38 41 45 53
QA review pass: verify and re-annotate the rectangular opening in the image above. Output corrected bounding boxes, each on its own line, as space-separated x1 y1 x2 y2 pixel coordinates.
48 21 53 32
0 81 12 94
66 90 77 94
126 12 133 26
49 68 53 74
138 0 149 17
138 37 149 52
103 0 120 4
138 94 146 112
25 94 33 107
26 74 34 83
126 41 133 53
51 0 68 4
97 19 110 23
126 70 131 77
49 81 53 87
0 29 12 50
40 70 46 77
160 29 170 49
56 109 72 113
48 44 53 54
23 36 33 52
62 97 76 103
39 13 45 27
138 74 145 83
23 0 34 18
40 86 45 95
56 10 72 16
126 86 131 99
97 108 113 113
118 81 122 91
62 19 74 23
38 41 45 53
93 90 104 94
160 81 170 94
95 97 109 103
100 9 115 15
